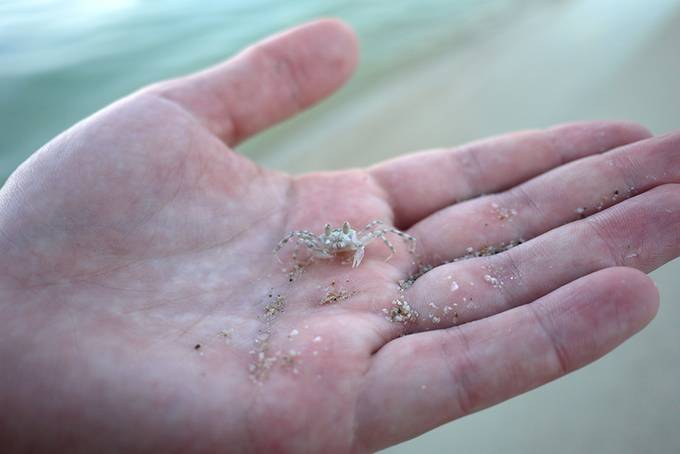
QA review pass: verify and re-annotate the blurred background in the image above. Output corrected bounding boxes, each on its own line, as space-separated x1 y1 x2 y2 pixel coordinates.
1 0 679 452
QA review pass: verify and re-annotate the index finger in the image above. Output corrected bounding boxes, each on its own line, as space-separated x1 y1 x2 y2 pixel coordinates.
369 121 650 227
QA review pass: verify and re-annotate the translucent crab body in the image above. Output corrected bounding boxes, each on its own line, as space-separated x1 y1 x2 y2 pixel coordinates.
275 220 416 268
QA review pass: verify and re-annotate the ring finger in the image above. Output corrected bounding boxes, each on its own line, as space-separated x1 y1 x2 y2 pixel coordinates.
399 183 680 332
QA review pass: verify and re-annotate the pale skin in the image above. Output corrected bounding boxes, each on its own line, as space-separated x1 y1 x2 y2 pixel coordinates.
0 19 678 453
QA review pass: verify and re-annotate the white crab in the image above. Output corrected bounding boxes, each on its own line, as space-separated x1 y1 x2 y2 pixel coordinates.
275 220 416 268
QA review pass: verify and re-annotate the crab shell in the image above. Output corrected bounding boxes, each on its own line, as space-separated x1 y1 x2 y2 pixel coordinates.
321 222 366 267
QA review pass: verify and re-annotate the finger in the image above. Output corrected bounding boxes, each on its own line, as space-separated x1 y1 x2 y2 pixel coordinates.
369 121 650 227
356 267 659 451
411 131 680 265
402 184 679 332
145 19 358 146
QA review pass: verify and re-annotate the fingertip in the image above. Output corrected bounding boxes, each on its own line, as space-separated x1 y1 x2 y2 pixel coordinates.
233 17 360 131
601 120 653 143
602 266 660 328
552 120 652 147
295 18 360 87
312 18 360 61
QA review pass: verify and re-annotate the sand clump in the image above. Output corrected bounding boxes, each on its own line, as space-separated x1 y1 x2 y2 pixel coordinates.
249 348 278 381
483 274 502 288
453 239 523 263
398 240 522 292
383 296 418 324
282 254 315 283
250 291 290 382
491 202 517 221
320 280 356 305
263 292 286 320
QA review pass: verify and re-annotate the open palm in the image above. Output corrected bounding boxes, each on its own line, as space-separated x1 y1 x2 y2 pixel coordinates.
1 20 679 453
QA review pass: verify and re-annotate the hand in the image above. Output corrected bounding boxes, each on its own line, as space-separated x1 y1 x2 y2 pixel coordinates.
1 19 678 453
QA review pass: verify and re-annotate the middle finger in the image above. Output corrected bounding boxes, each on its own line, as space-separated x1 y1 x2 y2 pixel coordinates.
401 183 679 332
409 132 680 265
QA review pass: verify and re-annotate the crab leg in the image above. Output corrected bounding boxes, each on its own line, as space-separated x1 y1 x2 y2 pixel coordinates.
361 228 416 255
274 230 316 252
352 246 366 268
360 219 385 233
375 231 396 261
274 230 322 262
384 228 417 253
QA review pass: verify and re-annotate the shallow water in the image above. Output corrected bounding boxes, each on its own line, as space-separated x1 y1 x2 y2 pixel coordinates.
0 0 518 181
1 0 680 452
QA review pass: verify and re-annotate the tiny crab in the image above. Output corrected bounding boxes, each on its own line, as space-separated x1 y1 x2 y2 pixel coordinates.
274 220 416 268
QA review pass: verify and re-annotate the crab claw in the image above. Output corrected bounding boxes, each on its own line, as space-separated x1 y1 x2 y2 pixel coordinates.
352 246 365 268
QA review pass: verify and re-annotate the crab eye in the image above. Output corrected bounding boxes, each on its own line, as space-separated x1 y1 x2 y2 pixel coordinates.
342 221 350 234
324 224 331 236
